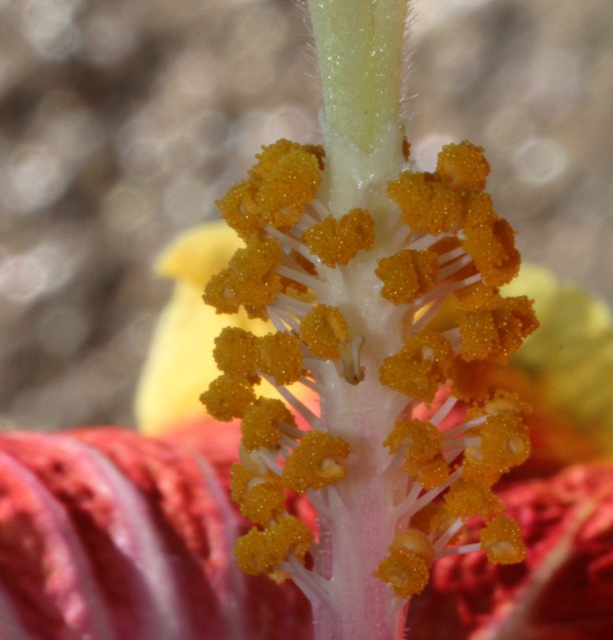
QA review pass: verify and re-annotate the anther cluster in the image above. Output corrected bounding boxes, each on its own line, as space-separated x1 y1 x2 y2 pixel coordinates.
202 138 538 600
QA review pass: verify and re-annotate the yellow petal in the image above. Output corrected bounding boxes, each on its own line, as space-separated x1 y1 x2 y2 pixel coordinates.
135 222 272 435
504 264 613 456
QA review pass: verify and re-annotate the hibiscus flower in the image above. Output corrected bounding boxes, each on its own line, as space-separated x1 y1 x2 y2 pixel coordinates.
2 2 613 639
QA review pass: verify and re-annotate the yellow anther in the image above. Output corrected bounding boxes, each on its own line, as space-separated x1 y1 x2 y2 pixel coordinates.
234 527 277 577
436 141 490 190
462 192 520 288
375 248 439 305
384 418 442 466
479 515 526 565
387 172 465 236
241 397 296 452
457 295 539 364
231 463 287 525
416 455 450 490
229 236 284 313
454 282 499 311
251 140 323 228
234 516 314 577
229 235 283 276
203 236 284 320
463 407 531 486
253 139 324 176
281 430 350 493
213 327 259 381
255 332 303 386
463 190 498 228
383 419 449 489
390 529 435 567
300 304 349 361
216 180 266 241
379 330 455 404
200 375 256 421
202 268 242 316
373 548 430 599
443 480 504 519
302 208 375 267
217 140 323 239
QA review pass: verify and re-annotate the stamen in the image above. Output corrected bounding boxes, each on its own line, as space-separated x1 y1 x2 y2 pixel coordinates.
271 382 321 428
415 273 482 317
406 232 442 252
281 434 299 451
282 556 331 603
268 307 301 334
437 253 473 280
277 265 323 293
436 542 482 558
275 293 313 318
390 479 422 518
246 447 284 475
444 415 487 439
307 199 329 222
308 483 348 522
281 423 305 440
266 225 311 257
405 468 463 519
437 245 466 265
432 517 464 554
429 395 458 426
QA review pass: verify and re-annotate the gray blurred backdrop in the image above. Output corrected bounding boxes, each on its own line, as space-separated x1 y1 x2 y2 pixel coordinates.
0 0 611 430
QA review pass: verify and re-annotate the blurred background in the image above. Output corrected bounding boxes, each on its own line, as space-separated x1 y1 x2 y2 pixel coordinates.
0 0 611 430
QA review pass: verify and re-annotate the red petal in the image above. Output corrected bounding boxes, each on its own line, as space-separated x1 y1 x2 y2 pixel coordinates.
0 446 115 640
0 428 312 640
407 464 613 640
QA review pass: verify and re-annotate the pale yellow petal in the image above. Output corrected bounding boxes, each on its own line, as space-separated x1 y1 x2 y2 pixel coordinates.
504 264 613 454
135 222 271 435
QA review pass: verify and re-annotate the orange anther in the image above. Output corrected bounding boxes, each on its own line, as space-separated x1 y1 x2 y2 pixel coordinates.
302 208 375 267
376 248 439 305
300 304 349 361
379 330 454 404
479 515 526 564
282 430 350 493
373 548 430 598
241 397 296 452
200 375 256 421
256 332 303 387
436 140 490 190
